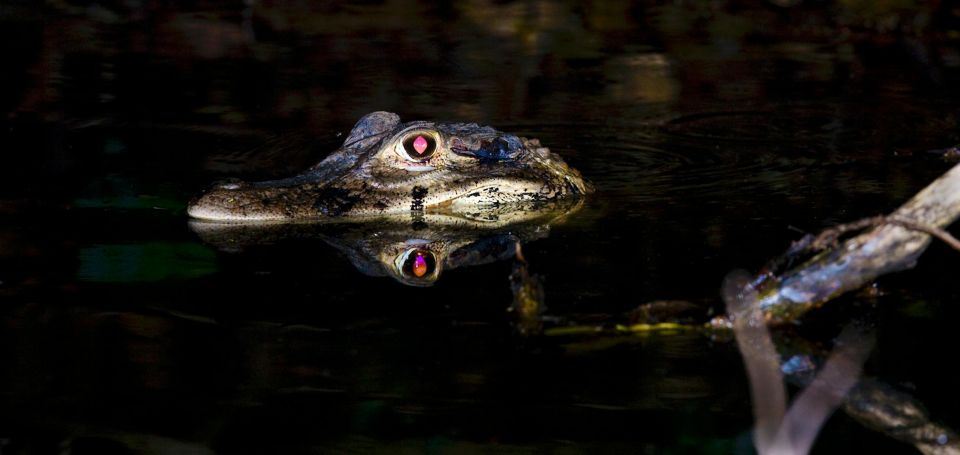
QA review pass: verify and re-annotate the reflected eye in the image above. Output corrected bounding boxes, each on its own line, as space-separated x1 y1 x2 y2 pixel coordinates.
399 248 437 279
400 132 437 160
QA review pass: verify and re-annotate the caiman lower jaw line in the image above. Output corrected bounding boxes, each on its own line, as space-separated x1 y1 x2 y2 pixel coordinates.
186 202 288 222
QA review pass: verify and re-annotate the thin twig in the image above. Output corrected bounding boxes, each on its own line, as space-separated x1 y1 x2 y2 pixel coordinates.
807 216 886 251
886 217 960 252
792 215 958 265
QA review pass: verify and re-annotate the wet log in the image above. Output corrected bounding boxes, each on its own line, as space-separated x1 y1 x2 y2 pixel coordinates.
756 163 960 323
843 378 960 455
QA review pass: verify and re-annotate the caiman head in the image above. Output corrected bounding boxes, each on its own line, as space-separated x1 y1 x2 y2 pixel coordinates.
187 111 591 221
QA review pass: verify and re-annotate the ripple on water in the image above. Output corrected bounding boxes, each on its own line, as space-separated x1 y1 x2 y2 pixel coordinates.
661 106 845 143
639 105 872 201
498 109 851 215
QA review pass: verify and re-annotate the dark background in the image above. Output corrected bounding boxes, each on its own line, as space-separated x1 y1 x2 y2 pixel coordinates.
2 1 960 453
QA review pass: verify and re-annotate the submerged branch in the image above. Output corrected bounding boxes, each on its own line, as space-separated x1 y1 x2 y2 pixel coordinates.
772 325 873 455
508 243 546 335
723 271 787 453
723 271 959 455
843 379 960 455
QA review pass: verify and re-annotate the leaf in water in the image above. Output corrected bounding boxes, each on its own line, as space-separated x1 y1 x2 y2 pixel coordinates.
78 242 217 282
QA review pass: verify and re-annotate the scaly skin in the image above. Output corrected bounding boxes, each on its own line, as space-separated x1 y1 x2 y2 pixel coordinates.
187 112 591 221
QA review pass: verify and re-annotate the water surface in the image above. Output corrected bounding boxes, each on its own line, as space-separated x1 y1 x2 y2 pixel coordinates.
2 1 960 453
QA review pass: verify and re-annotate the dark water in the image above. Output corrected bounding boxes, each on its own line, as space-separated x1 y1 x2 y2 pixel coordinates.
3 1 960 453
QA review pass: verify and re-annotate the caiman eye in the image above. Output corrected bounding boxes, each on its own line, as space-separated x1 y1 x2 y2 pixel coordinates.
398 132 438 161
399 248 437 279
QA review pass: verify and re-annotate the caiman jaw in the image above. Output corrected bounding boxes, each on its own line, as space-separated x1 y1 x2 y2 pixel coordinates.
188 174 590 222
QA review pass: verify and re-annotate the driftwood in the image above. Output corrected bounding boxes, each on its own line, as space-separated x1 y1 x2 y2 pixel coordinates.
754 162 960 323
723 271 960 455
719 163 960 452
525 163 960 454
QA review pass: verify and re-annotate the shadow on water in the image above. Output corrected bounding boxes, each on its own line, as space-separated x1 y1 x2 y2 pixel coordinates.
2 0 960 453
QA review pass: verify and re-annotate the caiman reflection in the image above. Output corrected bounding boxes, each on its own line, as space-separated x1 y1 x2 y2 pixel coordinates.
189 207 577 286
188 112 591 221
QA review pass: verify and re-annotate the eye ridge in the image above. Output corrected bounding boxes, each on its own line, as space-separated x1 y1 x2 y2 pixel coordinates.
401 132 437 160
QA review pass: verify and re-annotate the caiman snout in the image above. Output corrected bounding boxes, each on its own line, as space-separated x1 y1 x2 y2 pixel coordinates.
188 179 317 221
187 181 262 221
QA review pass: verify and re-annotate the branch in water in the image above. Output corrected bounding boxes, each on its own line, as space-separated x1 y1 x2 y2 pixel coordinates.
723 271 786 453
753 163 960 323
886 217 960 253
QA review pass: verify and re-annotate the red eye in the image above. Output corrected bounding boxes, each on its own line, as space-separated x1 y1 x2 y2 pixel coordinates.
402 249 436 279
402 133 436 160
413 253 428 277
413 136 428 155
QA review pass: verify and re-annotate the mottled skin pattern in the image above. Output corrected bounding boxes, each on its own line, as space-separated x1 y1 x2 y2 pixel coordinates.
187 112 591 221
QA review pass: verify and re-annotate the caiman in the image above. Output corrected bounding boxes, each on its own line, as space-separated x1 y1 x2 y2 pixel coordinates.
187 112 591 221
